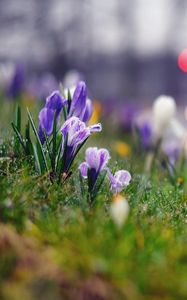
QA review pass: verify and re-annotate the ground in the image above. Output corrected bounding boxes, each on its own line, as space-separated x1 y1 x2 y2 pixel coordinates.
0 99 187 300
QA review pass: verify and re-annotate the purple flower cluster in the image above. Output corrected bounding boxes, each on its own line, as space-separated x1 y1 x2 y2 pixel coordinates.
38 81 93 144
37 81 102 177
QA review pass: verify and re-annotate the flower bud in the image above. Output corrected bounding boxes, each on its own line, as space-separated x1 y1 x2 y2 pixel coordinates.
153 95 176 138
110 195 129 228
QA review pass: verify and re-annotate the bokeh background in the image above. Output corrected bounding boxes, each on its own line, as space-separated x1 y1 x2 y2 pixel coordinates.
0 0 187 101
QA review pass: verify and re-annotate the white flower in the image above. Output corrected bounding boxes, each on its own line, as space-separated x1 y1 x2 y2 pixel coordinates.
153 95 176 137
110 195 129 228
153 95 176 138
0 63 15 90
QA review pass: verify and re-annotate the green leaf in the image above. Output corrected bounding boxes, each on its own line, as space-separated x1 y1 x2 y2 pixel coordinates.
55 135 63 173
52 113 57 172
27 108 49 174
15 105 21 132
66 137 89 173
33 144 41 175
11 122 26 152
58 134 68 182
67 88 72 114
25 121 33 156
13 105 22 154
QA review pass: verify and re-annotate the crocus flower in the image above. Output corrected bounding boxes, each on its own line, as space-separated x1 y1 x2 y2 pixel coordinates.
107 169 131 194
68 81 87 118
63 70 83 88
7 64 25 99
65 81 93 123
79 147 110 190
162 141 180 166
118 103 139 132
61 118 102 173
38 91 66 143
27 72 58 101
153 95 176 138
138 121 152 150
110 194 129 228
0 62 15 92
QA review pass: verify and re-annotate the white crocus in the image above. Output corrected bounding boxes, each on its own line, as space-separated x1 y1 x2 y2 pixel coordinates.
153 95 176 138
110 195 129 228
0 62 14 90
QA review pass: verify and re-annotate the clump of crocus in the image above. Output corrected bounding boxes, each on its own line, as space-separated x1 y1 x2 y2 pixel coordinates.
38 81 94 145
79 147 131 205
110 194 129 228
135 95 181 172
12 81 101 183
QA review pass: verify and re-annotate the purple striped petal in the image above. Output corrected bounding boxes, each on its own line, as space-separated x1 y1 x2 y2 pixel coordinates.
98 149 110 172
69 81 87 117
45 90 66 119
82 99 93 123
85 147 100 171
79 162 88 178
89 123 102 132
107 169 131 194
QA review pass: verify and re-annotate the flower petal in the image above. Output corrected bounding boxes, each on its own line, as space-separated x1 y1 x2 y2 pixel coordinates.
39 107 54 136
69 81 87 117
98 148 110 172
79 162 88 178
85 147 100 171
89 123 102 132
46 90 66 119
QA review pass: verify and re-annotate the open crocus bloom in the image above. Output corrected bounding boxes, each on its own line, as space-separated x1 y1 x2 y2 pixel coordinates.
38 91 66 144
79 147 110 190
107 169 131 194
61 118 102 173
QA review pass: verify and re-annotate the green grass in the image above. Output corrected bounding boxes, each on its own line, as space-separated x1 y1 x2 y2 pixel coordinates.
0 100 187 300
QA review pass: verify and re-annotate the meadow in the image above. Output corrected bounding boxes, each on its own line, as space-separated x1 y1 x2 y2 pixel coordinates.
0 75 187 300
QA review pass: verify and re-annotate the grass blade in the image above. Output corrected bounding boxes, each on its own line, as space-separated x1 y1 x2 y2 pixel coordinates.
11 122 26 153
27 108 48 174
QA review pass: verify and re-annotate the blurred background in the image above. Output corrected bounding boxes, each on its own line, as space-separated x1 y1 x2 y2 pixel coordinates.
0 0 187 102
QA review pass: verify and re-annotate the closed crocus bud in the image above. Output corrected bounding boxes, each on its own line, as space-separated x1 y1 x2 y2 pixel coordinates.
153 95 176 138
110 195 129 228
68 81 87 118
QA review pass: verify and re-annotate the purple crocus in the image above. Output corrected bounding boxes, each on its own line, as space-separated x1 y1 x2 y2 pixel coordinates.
61 117 102 173
68 81 87 118
7 64 25 99
27 72 58 101
38 91 66 144
107 169 131 194
138 121 152 150
79 147 110 191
